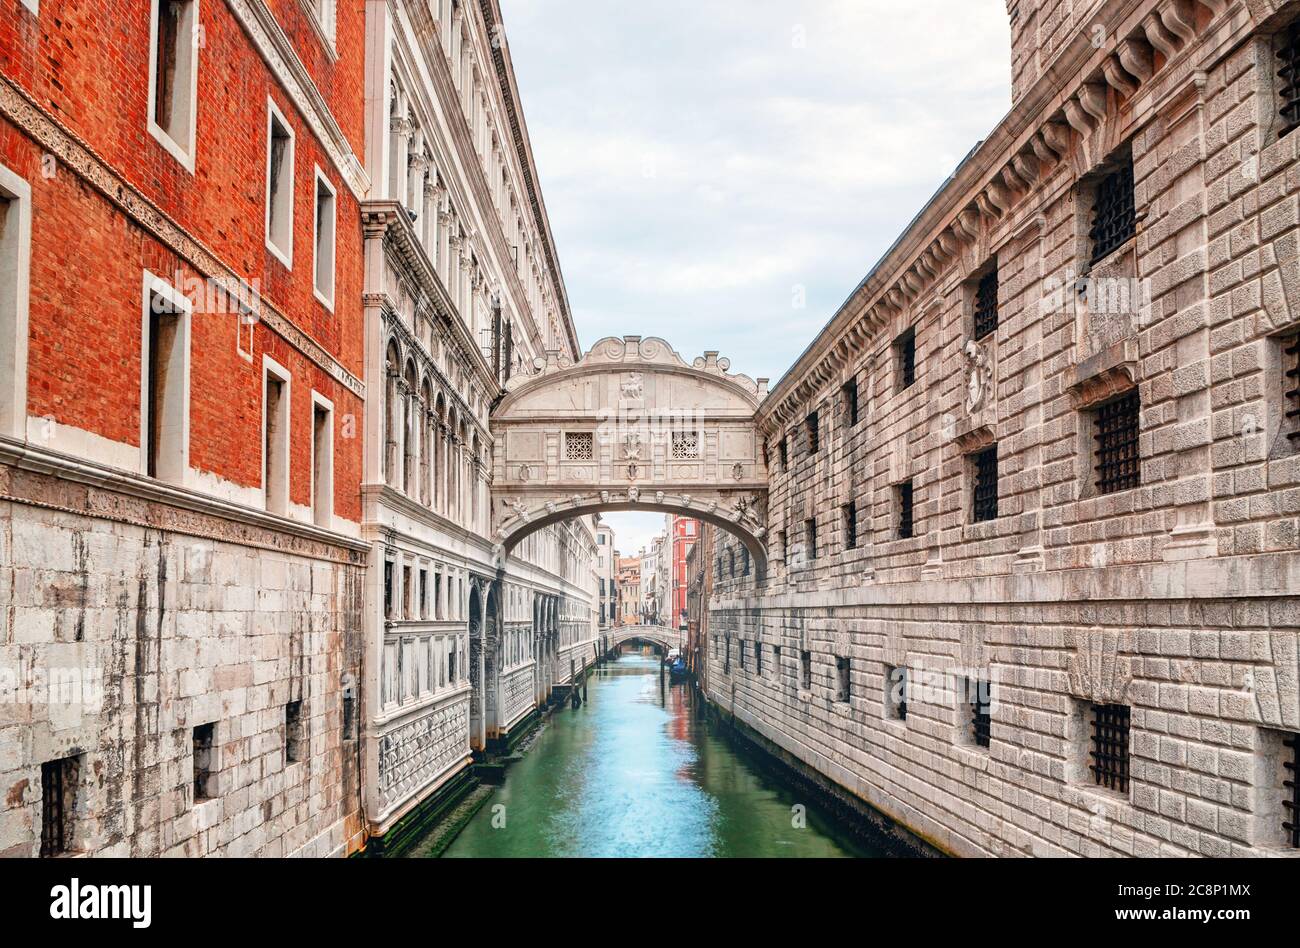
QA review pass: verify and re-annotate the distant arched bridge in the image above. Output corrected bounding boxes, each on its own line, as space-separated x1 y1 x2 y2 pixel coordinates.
606 624 684 655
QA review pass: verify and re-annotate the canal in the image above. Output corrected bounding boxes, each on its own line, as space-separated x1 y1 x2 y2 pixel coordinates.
426 652 881 858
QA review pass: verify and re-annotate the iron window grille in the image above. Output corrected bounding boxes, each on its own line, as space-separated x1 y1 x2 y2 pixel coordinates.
807 411 820 454
1089 154 1136 265
805 518 818 561
754 642 763 676
1285 334 1300 442
779 436 788 469
844 501 857 550
671 430 701 460
1279 21 1300 138
971 679 992 748
1284 732 1299 849
739 641 746 671
973 265 999 341
897 480 914 539
972 446 999 522
836 657 851 703
843 377 859 426
1094 389 1141 494
801 651 813 691
1089 703 1131 793
40 760 65 858
896 327 916 390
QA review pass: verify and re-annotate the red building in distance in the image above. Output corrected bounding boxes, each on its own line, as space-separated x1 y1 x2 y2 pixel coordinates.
668 515 700 631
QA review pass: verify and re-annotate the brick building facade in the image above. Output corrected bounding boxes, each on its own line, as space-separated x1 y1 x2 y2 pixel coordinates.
704 0 1300 857
0 0 368 856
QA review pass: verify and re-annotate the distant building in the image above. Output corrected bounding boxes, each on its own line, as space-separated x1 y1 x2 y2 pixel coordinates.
596 521 617 630
616 556 641 626
667 516 701 630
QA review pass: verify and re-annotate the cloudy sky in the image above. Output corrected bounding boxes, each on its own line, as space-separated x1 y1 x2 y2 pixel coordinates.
497 0 1013 555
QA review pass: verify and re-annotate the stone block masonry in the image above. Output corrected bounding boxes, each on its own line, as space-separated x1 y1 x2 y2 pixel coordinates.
700 0 1300 858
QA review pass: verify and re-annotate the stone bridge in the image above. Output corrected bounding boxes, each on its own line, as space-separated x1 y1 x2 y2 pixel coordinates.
606 624 684 655
490 336 772 571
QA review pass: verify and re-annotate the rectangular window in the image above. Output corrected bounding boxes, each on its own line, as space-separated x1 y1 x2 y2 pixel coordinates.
311 398 333 528
285 701 304 764
973 263 999 341
0 168 32 441
972 445 999 523
778 530 788 567
403 565 412 619
895 326 916 391
564 432 594 461
448 642 457 683
754 641 763 676
342 684 355 742
842 377 859 427
39 757 76 858
384 561 394 619
263 363 290 514
1283 333 1300 444
800 650 812 692
886 666 908 721
970 678 992 748
835 656 851 703
805 518 817 561
897 480 914 540
420 569 429 618
1089 152 1136 265
778 436 788 469
671 429 701 460
739 640 747 671
806 411 819 454
724 636 731 674
843 501 857 550
148 0 198 168
1093 389 1141 494
1283 732 1299 849
1088 703 1131 793
1277 21 1300 138
143 280 189 482
313 169 337 308
265 100 295 266
193 722 216 803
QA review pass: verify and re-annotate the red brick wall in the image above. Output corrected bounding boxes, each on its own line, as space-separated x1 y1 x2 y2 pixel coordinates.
0 0 366 523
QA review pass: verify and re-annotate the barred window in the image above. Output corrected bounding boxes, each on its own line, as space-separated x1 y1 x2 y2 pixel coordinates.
739 640 747 671
1089 153 1136 265
973 264 999 341
800 650 812 691
754 641 763 676
805 517 818 561
779 436 789 469
843 501 857 550
970 678 992 748
671 430 701 460
896 326 916 390
896 479 914 540
1284 333 1300 443
886 666 908 721
835 656 851 703
972 445 999 523
1093 389 1141 494
842 377 859 427
564 432 594 461
1089 703 1131 794
40 758 71 858
1284 732 1299 849
1278 20 1300 138
806 411 820 454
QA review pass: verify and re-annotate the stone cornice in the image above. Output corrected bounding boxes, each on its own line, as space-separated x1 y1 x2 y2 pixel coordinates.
226 0 368 198
0 71 365 400
0 437 369 563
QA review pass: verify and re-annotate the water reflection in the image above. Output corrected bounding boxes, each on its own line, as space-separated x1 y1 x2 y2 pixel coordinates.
433 653 877 858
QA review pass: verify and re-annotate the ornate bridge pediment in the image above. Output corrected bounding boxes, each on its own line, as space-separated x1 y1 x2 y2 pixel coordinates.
491 336 770 569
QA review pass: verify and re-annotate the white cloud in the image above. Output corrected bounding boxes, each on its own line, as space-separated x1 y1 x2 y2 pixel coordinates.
501 0 1012 384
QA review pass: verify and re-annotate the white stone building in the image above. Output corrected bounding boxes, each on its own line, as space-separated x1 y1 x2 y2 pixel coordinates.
359 0 598 847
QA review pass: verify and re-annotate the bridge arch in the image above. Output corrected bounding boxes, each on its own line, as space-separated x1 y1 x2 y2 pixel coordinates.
607 624 682 655
490 336 771 571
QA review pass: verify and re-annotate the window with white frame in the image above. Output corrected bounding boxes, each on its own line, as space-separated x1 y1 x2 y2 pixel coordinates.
300 0 337 48
141 273 191 483
313 168 336 308
0 164 31 440
148 0 199 170
265 99 295 267
311 394 333 528
263 358 291 515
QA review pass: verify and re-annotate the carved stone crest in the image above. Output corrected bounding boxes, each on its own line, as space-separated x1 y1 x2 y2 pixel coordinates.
621 373 644 401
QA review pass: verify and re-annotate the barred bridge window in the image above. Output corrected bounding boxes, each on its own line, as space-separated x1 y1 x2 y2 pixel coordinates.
1089 703 1131 794
1278 20 1300 138
40 759 67 858
564 432 594 462
973 265 999 341
1285 732 1299 849
1089 154 1136 265
972 445 999 523
1094 389 1141 494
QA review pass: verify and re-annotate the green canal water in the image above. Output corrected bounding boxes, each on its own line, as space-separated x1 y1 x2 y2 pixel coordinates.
433 652 880 858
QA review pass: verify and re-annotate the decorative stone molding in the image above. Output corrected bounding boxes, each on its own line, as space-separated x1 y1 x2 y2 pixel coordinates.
1065 627 1135 706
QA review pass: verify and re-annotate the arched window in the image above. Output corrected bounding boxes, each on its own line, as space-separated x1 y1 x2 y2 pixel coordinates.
419 378 432 506
383 344 401 488
403 361 417 494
